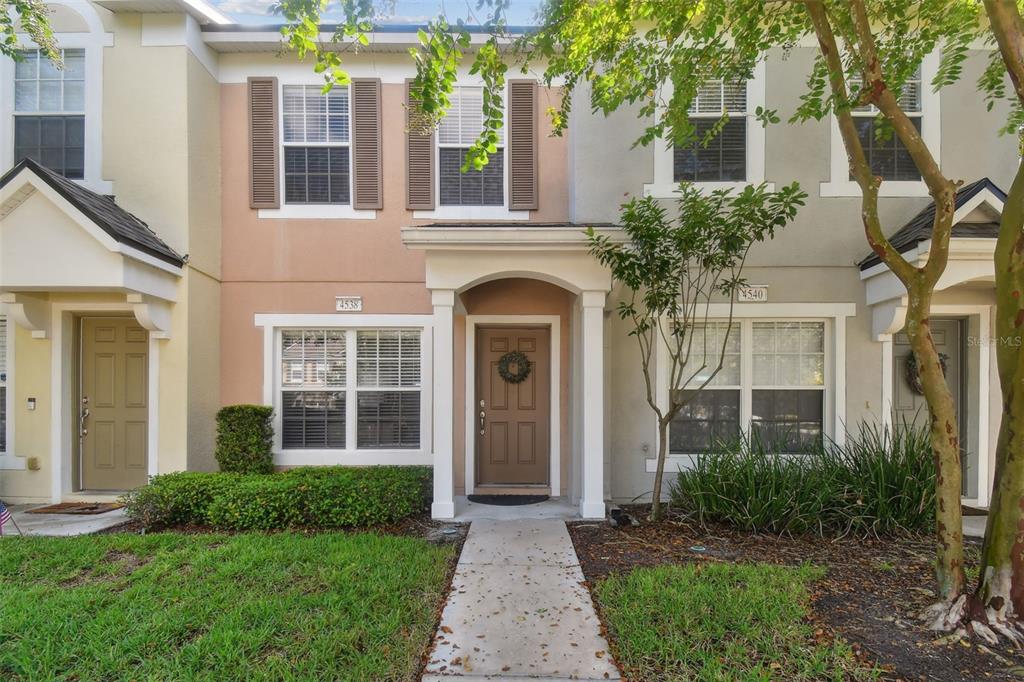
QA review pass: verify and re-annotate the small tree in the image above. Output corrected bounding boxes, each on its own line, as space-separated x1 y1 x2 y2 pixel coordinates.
3 0 59 61
588 183 806 521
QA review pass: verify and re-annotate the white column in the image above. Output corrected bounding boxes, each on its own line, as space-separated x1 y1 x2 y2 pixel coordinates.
431 289 456 519
580 290 606 519
879 334 894 431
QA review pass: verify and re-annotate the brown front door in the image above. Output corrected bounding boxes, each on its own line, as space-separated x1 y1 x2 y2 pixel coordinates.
477 327 550 486
80 317 149 490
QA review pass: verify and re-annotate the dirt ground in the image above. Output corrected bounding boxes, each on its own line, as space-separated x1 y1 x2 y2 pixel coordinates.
568 507 1024 681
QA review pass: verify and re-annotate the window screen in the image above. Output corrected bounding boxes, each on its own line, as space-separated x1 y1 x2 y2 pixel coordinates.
356 330 421 449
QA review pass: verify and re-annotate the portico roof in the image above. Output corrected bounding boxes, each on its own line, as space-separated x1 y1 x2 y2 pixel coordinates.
0 159 185 268
858 178 1005 271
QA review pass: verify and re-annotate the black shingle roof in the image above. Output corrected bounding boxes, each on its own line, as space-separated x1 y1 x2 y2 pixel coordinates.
0 158 185 267
858 178 1005 270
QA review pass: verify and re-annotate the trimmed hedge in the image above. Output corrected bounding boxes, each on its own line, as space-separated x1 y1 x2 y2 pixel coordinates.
215 405 274 474
122 466 432 530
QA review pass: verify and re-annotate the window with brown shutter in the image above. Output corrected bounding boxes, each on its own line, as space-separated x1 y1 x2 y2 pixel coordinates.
508 79 538 211
248 76 279 209
405 79 435 210
351 78 383 210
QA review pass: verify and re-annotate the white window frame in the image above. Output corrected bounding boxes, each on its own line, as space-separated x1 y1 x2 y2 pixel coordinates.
821 50 940 198
255 314 433 466
258 82 377 220
414 82 529 221
0 315 20 470
0 1 113 194
644 60 770 198
648 303 855 472
11 47 86 180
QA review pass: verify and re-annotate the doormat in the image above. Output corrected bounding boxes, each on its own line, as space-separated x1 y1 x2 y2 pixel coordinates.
26 502 123 515
467 494 549 506
962 505 988 517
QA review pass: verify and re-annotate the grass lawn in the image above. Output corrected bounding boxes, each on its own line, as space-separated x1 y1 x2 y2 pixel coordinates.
0 531 455 681
593 562 874 681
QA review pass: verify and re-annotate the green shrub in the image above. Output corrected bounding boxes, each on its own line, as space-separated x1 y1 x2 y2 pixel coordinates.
122 466 432 530
120 471 243 527
669 421 934 537
215 405 274 474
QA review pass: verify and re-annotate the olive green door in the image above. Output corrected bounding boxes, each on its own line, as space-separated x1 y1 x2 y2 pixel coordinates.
80 317 149 490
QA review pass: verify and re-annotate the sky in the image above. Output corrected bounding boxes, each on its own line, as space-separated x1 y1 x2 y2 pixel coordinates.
211 0 544 26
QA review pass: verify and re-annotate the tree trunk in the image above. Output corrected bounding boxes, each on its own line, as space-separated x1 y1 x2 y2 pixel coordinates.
973 161 1024 634
650 418 671 521
904 282 967 603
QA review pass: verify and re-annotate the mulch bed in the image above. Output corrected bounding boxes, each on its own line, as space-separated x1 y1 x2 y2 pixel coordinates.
568 506 1024 681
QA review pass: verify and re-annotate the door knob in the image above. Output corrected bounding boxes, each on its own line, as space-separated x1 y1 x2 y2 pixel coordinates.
479 409 486 435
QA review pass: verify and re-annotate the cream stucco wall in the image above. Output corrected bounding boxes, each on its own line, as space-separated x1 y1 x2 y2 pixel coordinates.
0 5 221 500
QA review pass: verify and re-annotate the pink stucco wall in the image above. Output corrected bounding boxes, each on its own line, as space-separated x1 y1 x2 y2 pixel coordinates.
220 81 571 406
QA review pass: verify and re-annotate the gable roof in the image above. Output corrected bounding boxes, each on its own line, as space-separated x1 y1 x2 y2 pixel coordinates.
0 158 185 267
858 178 1006 270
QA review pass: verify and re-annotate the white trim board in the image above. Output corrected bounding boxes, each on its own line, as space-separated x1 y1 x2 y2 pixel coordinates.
464 315 561 497
0 315 21 470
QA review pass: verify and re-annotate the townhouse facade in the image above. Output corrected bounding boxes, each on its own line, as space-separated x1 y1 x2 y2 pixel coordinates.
0 0 1014 518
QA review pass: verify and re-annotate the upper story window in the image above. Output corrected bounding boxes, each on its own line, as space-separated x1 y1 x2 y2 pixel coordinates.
850 66 922 182
822 52 938 197
13 48 85 179
438 86 504 206
644 61 768 198
674 80 748 183
282 85 351 205
669 320 826 454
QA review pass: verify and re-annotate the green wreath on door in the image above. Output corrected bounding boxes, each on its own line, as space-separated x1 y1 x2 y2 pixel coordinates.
497 350 532 384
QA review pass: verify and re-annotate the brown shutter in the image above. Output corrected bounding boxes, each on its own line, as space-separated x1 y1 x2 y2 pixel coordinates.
406 79 435 210
351 78 383 210
248 76 279 209
508 79 538 211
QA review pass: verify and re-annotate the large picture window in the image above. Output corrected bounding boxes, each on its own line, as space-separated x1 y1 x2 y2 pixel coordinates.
278 328 422 451
673 80 748 183
438 87 504 206
13 48 85 178
282 85 351 204
669 320 827 454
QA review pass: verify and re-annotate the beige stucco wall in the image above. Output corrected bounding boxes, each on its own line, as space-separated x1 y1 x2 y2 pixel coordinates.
101 15 222 472
0 7 221 500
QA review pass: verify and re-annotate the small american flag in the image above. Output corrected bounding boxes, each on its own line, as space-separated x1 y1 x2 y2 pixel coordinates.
0 501 11 536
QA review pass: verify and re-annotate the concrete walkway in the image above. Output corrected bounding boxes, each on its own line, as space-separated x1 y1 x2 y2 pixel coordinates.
4 505 129 536
424 518 620 681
